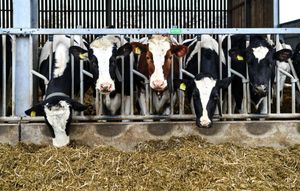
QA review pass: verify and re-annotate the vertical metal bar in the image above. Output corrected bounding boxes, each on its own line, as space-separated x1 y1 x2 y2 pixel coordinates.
80 36 84 116
273 0 279 28
197 36 201 74
121 57 125 115
276 34 280 113
62 0 65 28
216 0 219 28
179 35 184 115
0 0 2 27
227 35 232 114
161 0 165 28
170 54 174 115
213 0 216 28
67 0 71 28
246 35 251 113
70 35 75 99
292 82 296 114
130 53 134 115
11 35 16 116
2 35 7 116
48 35 53 81
218 35 223 113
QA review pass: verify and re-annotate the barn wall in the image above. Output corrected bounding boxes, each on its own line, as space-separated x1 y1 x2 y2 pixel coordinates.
228 0 273 27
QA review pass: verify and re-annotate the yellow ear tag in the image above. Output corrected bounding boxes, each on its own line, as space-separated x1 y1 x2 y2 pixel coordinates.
134 47 141 55
30 111 36 117
79 53 87 60
179 83 186 91
237 55 244 61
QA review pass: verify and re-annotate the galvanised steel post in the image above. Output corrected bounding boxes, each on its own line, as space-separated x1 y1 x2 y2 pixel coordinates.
13 0 38 116
273 0 279 28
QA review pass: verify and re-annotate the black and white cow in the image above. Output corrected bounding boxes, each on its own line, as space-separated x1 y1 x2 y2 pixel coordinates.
69 35 133 115
176 35 232 128
223 35 293 114
25 35 88 147
38 35 93 96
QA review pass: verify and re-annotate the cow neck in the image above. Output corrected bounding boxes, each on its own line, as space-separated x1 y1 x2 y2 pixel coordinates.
45 92 69 100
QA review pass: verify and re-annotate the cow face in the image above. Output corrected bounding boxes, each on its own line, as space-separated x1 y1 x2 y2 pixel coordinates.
230 42 292 98
25 97 87 147
70 36 132 94
131 35 187 91
176 74 232 128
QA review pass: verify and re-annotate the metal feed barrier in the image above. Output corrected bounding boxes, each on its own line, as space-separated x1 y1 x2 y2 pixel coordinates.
1 28 300 123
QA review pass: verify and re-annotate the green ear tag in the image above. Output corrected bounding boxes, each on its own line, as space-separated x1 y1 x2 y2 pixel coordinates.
237 55 244 61
179 83 186 91
30 111 36 117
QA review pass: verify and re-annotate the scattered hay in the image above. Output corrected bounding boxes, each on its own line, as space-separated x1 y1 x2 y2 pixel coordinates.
0 136 299 190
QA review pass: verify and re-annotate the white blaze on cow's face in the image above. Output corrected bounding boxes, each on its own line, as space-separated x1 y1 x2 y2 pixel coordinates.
53 43 69 78
90 36 122 94
44 100 71 147
148 36 171 90
252 46 269 62
195 77 216 127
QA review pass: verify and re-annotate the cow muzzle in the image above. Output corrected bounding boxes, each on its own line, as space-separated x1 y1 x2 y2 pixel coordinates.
99 82 114 94
151 80 167 91
196 117 212 128
253 84 267 97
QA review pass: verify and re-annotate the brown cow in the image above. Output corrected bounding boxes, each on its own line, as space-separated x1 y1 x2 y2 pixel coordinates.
131 35 187 115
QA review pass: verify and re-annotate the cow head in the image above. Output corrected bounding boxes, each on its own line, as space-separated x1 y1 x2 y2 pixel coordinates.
70 36 132 94
176 73 232 128
25 97 87 147
229 40 292 98
131 35 187 91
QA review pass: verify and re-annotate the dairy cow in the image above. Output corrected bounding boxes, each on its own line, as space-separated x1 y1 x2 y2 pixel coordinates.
223 35 292 114
25 35 88 147
176 35 232 128
130 35 188 115
70 35 133 115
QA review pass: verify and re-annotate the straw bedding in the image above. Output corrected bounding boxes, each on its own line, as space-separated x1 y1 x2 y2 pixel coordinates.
0 136 299 191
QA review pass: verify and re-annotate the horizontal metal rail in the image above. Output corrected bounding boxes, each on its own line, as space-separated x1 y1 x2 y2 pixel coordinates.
1 28 300 35
3 113 300 123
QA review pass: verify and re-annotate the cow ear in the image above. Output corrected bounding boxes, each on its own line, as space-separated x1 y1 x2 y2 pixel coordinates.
216 76 233 89
274 49 293 62
229 49 245 62
116 43 132 57
69 46 89 61
70 100 88 111
130 42 148 55
171 45 188 57
25 103 45 117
